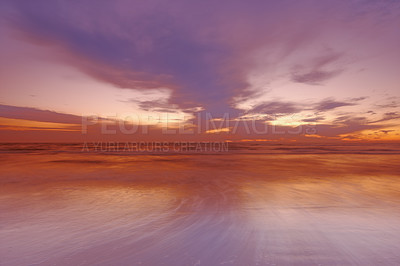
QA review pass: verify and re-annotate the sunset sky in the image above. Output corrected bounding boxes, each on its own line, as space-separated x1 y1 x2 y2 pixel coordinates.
0 0 399 142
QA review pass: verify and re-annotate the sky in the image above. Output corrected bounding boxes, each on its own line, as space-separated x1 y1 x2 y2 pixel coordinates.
0 0 399 142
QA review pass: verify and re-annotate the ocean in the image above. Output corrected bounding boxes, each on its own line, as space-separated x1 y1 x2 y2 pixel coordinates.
1 143 400 265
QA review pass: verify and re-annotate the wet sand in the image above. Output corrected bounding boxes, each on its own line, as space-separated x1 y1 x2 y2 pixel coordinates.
1 143 400 265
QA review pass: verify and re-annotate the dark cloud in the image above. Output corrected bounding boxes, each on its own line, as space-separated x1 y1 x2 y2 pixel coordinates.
1 0 374 116
333 116 367 125
302 116 325 122
134 100 178 113
1 0 235 113
0 104 82 124
375 100 400 109
292 69 343 85
369 112 400 123
380 129 395 134
311 122 380 138
249 101 301 115
1 0 399 125
350 97 368 102
124 98 202 114
385 112 398 116
314 98 356 112
291 51 345 85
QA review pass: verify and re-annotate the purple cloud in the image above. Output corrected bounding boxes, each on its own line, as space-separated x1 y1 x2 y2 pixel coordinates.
0 104 82 124
292 69 343 85
291 51 345 85
315 99 356 112
249 101 301 115
1 0 399 120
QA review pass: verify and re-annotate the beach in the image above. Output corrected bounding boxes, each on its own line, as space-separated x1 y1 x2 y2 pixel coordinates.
1 143 400 265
